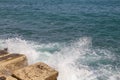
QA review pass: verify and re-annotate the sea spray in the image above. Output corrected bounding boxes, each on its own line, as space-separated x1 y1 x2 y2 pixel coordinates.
0 38 40 63
0 37 119 80
46 37 97 80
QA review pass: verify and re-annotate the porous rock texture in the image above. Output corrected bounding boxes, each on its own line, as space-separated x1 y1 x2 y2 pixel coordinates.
0 49 58 80
0 74 17 80
0 54 28 75
13 62 58 80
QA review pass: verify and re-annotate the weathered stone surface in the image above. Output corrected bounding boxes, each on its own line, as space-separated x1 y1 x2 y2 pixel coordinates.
0 74 17 80
0 54 28 75
6 76 17 80
0 49 59 80
0 76 17 80
13 62 58 80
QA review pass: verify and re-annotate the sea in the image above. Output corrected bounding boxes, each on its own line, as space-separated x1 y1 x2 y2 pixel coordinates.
0 0 120 80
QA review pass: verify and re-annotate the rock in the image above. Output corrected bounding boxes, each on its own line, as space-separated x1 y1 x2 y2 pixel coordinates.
0 49 59 80
0 76 6 80
0 48 8 56
6 76 17 80
0 73 17 80
13 62 58 80
0 54 28 75
0 75 17 80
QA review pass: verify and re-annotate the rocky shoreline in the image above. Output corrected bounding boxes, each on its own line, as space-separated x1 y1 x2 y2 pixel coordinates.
0 49 58 80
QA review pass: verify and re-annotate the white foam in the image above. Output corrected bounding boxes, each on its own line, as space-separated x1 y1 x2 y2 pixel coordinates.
0 37 119 80
0 38 40 63
46 37 97 80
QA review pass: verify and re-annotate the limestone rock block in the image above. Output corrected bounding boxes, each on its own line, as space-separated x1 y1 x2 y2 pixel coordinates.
0 54 28 75
13 62 58 80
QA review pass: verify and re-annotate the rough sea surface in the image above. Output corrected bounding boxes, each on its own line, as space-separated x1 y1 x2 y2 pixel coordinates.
0 0 120 80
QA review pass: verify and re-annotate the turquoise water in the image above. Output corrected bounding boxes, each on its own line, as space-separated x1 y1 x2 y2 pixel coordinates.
0 0 120 80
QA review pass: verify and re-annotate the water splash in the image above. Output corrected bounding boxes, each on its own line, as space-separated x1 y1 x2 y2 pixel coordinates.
0 37 119 80
46 37 96 80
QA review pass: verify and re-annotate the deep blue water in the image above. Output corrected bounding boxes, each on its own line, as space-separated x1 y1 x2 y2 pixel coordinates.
0 0 120 80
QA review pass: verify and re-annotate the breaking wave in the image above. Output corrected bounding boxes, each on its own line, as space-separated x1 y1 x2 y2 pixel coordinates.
0 37 119 80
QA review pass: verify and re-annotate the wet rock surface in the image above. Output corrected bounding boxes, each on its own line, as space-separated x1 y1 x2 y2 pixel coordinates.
0 48 8 56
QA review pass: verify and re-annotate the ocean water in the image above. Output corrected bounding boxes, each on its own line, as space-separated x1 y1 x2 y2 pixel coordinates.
0 0 120 80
